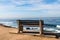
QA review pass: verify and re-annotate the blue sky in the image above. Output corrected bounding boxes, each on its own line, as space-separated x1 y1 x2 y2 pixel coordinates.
0 0 60 18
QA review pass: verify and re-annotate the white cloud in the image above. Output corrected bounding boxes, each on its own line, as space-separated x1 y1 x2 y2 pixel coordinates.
16 4 60 10
10 0 60 10
0 5 14 8
0 0 60 10
0 0 60 18
11 0 43 5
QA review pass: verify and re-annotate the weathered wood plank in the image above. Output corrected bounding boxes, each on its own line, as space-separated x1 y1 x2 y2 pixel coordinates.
39 20 44 35
17 20 23 33
17 20 39 25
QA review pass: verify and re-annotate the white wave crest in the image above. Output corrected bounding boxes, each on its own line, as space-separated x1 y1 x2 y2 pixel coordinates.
0 21 13 26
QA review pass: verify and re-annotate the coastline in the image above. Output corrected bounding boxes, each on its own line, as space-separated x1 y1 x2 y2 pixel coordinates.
0 24 59 40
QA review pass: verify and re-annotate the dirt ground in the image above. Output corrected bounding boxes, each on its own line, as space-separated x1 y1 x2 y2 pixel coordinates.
0 25 60 40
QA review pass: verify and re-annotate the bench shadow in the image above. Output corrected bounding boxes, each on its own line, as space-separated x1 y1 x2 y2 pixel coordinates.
9 32 58 39
32 34 56 38
9 32 22 34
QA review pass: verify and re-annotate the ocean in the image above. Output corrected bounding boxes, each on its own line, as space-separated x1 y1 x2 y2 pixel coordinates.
0 17 60 32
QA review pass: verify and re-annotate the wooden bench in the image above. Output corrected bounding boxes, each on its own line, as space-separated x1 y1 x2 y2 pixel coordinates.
16 20 44 35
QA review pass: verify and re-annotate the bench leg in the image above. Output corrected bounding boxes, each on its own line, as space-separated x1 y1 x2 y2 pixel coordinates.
55 35 59 39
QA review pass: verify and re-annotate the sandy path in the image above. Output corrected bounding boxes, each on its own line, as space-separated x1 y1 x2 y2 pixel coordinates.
0 25 60 40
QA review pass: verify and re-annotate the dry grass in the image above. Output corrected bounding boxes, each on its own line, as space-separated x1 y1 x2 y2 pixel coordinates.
0 25 60 40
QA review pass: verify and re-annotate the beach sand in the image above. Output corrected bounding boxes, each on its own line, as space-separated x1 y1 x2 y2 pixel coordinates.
0 25 60 40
